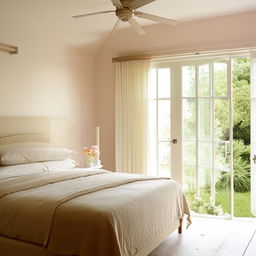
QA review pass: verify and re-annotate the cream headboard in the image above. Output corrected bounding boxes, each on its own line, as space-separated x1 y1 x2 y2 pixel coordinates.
0 117 72 148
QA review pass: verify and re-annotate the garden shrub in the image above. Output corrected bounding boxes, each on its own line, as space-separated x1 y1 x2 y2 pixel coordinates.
233 140 250 192
190 196 223 216
216 140 250 192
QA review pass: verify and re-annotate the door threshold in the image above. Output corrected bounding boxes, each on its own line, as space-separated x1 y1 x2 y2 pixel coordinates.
191 213 256 222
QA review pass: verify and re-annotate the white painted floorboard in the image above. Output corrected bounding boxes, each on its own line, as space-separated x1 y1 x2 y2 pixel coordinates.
149 217 256 256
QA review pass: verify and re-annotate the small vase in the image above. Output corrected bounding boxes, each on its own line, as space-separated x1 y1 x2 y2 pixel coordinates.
88 162 94 168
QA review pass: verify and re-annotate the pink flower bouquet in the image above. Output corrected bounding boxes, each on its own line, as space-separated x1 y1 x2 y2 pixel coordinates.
83 146 99 167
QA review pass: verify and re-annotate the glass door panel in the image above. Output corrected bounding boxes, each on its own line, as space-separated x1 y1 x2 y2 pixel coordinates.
182 59 232 216
199 167 211 201
148 65 173 178
199 99 211 140
215 99 230 140
214 62 228 96
158 100 170 140
183 141 196 165
182 66 196 97
183 99 196 139
199 64 210 96
183 166 197 194
158 68 170 98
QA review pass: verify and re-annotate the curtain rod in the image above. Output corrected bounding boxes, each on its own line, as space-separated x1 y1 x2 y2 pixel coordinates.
0 43 18 55
112 46 256 63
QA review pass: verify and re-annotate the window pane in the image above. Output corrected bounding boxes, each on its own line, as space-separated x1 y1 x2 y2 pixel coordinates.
158 68 170 98
149 68 157 99
159 164 171 178
159 142 170 165
183 99 196 140
199 167 211 202
182 66 195 97
215 99 229 140
199 142 212 168
199 64 210 96
215 170 231 215
183 165 196 193
183 141 196 165
158 100 170 141
199 99 211 140
147 99 157 176
215 142 230 171
214 62 227 96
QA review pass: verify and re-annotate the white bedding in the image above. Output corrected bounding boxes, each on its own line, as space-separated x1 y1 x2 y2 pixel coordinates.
0 167 190 256
0 146 190 256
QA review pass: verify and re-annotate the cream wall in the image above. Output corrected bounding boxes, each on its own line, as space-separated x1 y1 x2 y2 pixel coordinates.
0 26 96 163
96 10 256 171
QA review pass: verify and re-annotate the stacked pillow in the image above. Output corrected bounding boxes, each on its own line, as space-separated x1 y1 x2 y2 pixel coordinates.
0 147 79 180
0 147 77 166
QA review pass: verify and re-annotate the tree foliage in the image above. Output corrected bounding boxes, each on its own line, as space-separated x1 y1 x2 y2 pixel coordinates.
232 58 251 192
233 58 251 144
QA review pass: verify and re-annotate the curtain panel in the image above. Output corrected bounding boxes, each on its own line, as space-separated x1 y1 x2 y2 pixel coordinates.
115 60 150 174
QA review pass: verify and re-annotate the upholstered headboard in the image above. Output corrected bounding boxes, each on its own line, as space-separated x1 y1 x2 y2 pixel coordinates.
0 117 71 148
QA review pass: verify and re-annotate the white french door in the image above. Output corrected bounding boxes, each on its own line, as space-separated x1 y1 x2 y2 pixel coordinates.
150 57 233 216
148 63 182 181
181 59 233 216
251 51 256 216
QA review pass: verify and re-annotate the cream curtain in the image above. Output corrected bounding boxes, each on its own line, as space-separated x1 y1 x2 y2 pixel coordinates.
115 60 150 174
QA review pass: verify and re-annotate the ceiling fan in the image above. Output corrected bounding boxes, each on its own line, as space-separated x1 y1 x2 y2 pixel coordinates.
73 0 178 35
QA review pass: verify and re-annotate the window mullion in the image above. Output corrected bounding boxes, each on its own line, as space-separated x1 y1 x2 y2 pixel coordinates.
211 62 216 204
156 69 159 176
196 65 200 196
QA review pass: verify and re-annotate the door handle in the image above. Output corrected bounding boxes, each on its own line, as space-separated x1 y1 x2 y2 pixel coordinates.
253 155 256 164
170 139 177 144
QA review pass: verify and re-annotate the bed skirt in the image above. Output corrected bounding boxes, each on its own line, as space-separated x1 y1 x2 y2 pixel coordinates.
0 219 180 256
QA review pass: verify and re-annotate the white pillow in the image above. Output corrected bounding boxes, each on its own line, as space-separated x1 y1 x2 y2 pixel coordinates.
0 147 77 166
0 159 78 180
0 162 49 180
43 159 79 171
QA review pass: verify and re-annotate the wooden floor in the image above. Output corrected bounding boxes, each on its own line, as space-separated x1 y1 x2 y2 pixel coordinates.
149 217 256 256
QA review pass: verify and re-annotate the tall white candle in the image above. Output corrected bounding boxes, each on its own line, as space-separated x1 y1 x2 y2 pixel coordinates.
96 126 100 164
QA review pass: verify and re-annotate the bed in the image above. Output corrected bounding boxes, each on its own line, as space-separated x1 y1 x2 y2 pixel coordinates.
0 117 190 256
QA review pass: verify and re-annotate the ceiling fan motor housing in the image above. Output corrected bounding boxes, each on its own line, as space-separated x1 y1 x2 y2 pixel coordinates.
116 8 132 22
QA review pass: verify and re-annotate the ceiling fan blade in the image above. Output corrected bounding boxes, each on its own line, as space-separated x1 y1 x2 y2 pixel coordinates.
135 11 178 25
102 19 121 46
73 10 115 19
112 18 121 35
128 0 156 10
111 0 123 8
128 18 145 35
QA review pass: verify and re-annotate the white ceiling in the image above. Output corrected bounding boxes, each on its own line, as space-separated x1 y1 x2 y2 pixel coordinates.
1 0 256 47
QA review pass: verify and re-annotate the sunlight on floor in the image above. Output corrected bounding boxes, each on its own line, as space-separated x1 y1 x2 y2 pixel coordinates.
149 216 256 256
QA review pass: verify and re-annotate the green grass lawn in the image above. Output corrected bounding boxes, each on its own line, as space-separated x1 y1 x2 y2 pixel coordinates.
186 189 254 217
216 190 254 217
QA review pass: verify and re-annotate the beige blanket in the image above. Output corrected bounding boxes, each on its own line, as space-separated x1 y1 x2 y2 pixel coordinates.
0 170 190 256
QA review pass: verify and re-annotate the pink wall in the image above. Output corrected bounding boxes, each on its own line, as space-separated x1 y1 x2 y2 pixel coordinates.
95 10 256 171
0 21 96 163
